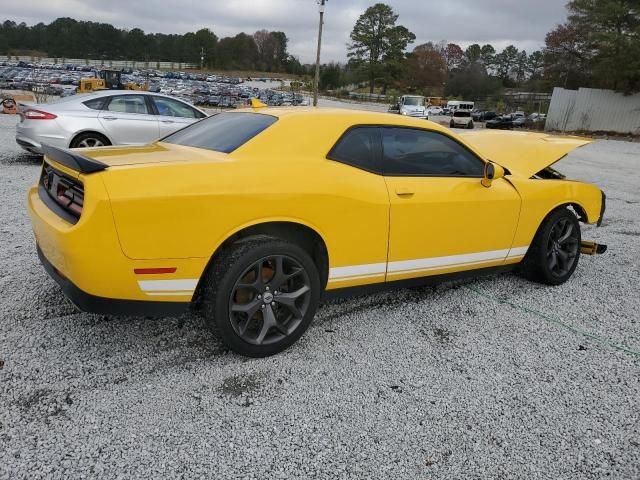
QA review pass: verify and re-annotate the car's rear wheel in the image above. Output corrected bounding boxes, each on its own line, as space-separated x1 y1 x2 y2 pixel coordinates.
202 236 321 357
520 208 581 285
70 132 111 149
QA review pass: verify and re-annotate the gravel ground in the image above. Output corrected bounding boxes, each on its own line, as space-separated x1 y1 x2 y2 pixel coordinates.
0 113 638 479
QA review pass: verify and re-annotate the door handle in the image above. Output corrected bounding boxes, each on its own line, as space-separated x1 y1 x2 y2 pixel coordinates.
395 187 414 196
161 119 175 124
102 116 117 121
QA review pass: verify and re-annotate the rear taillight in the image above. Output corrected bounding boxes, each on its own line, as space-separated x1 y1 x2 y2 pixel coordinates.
24 109 57 120
40 165 84 220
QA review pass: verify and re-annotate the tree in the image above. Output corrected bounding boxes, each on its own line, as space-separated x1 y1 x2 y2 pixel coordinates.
0 17 301 74
494 45 520 83
464 44 482 65
348 3 415 93
442 42 464 72
569 0 640 91
403 42 447 94
319 62 343 90
480 44 496 72
543 22 592 89
527 51 544 79
543 0 640 92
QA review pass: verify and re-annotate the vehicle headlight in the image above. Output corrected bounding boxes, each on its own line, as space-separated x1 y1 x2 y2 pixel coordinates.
401 111 408 115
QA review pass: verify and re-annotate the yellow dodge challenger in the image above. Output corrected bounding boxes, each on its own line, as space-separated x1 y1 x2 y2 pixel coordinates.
27 108 607 356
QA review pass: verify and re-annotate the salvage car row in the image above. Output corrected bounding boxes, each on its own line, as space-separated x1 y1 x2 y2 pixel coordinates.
0 65 305 108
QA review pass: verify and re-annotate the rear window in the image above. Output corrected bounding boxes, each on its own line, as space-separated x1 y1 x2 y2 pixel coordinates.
454 111 471 118
162 112 277 153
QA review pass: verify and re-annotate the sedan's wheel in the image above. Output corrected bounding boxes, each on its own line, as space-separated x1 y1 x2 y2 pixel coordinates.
70 132 111 149
520 208 581 285
203 236 321 357
450 121 455 128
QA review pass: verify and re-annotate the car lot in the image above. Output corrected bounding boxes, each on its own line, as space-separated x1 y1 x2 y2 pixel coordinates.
0 64 306 108
0 112 638 478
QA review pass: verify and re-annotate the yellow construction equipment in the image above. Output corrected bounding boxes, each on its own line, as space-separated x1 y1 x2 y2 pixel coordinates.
78 69 148 94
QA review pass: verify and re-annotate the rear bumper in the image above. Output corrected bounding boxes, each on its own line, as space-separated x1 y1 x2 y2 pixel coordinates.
16 136 44 154
16 120 69 154
37 245 189 317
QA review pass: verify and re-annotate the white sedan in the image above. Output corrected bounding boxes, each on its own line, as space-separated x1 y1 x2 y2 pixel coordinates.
15 90 206 154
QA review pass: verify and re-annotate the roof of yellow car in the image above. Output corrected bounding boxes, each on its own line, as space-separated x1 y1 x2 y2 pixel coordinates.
238 106 449 133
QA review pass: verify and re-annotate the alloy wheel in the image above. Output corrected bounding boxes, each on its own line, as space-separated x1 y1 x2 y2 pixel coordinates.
228 255 312 345
546 218 579 277
77 137 104 148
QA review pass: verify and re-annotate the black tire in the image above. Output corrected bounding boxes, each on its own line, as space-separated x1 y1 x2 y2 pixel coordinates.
468 121 474 129
450 121 455 128
70 132 111 149
202 236 321 357
520 208 581 285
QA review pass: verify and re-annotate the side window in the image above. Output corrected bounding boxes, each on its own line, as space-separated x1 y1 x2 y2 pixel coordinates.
152 96 203 118
381 127 484 177
105 95 149 115
327 127 380 172
83 98 105 110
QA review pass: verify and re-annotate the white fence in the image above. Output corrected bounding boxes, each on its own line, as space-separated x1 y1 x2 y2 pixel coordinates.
546 87 640 135
5 54 198 70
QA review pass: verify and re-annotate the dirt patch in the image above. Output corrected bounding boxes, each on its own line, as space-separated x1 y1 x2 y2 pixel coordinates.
220 373 263 398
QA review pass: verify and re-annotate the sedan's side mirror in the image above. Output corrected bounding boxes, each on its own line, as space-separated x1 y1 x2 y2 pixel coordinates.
481 162 505 188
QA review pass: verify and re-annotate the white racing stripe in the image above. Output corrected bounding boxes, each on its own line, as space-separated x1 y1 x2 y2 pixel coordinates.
145 291 195 297
137 247 530 290
328 263 386 280
138 279 199 293
328 246 529 282
387 248 511 274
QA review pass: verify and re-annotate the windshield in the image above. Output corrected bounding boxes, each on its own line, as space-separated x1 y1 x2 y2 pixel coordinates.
454 111 471 118
162 112 277 153
403 97 424 106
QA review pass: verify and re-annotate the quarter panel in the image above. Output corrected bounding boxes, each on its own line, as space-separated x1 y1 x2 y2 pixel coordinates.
102 154 391 290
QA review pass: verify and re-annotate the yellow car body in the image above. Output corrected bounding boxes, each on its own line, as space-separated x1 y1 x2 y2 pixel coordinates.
27 108 605 319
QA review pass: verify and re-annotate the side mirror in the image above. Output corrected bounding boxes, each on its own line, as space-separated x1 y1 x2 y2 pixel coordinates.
481 162 505 188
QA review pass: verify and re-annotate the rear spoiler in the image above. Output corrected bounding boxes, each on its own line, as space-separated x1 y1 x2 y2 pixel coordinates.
42 144 108 174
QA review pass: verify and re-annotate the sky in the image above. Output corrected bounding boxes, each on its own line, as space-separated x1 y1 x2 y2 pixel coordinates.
4 0 569 62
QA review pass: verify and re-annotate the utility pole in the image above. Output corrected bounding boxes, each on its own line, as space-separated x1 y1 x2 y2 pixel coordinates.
313 0 327 107
200 47 205 70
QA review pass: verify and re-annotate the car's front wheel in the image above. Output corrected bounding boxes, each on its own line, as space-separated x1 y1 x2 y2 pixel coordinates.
202 236 321 357
450 120 455 128
520 208 581 285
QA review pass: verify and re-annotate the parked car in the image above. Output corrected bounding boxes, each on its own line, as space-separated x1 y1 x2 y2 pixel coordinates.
513 116 527 128
449 110 474 129
485 115 514 130
427 106 444 115
27 108 607 356
481 111 498 121
15 90 207 154
472 110 498 122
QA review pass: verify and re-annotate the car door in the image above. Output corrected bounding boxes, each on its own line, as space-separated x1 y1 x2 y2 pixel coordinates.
151 96 205 137
98 94 160 145
382 127 521 282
